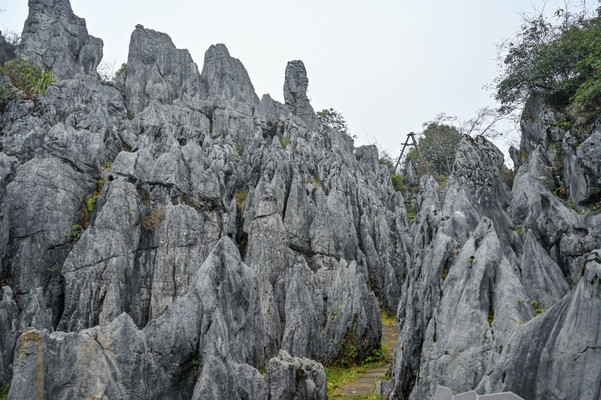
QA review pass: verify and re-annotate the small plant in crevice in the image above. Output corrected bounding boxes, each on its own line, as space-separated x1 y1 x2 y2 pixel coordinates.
115 63 127 79
314 173 322 187
191 358 200 377
65 224 83 245
280 138 291 147
141 207 165 231
553 186 569 200
235 190 249 215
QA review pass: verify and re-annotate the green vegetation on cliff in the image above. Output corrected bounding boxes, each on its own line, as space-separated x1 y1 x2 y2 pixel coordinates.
496 6 601 112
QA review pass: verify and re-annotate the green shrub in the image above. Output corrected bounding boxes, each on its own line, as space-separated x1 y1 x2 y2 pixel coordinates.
406 123 463 177
390 174 406 192
115 63 127 78
0 59 56 98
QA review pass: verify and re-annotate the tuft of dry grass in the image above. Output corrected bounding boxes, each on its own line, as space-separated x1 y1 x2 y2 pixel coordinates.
141 207 165 230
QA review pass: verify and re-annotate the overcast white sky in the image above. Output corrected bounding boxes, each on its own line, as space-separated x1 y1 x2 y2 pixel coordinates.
1 0 595 161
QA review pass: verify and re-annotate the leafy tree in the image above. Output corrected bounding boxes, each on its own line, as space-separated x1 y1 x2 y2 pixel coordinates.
317 108 353 137
407 122 463 176
495 4 601 112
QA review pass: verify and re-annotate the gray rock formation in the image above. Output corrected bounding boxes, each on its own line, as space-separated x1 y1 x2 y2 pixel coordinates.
8 237 327 400
0 32 16 66
4 0 600 398
198 43 259 111
477 250 601 400
125 25 201 115
0 1 409 397
17 0 103 80
284 60 316 128
387 94 601 399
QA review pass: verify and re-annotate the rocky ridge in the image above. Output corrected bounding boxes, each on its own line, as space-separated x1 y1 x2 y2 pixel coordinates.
0 1 600 399
0 0 408 398
387 96 601 400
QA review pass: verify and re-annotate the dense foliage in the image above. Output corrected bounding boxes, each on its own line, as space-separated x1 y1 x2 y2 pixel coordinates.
495 6 601 112
407 123 463 176
0 59 56 98
317 108 350 135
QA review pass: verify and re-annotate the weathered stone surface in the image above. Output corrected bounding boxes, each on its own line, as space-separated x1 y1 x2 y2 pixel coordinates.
0 32 16 66
198 43 259 111
5 156 92 321
0 286 18 389
478 250 601 400
125 25 201 114
284 60 315 128
10 237 266 399
17 0 103 80
58 178 141 331
17 1 601 398
0 177 10 265
387 113 601 400
574 127 601 204
266 350 327 400
519 94 562 156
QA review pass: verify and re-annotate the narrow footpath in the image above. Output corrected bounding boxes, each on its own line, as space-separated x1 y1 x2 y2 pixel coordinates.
334 318 398 399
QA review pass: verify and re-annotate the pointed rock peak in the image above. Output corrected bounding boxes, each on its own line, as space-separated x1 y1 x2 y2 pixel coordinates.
206 43 232 58
199 43 259 109
129 24 177 50
283 60 315 126
125 25 200 114
17 0 103 80
28 0 74 13
284 60 309 107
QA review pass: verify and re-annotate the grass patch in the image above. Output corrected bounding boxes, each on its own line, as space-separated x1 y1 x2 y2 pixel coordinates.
0 59 56 99
0 385 8 400
381 310 396 326
326 366 359 394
